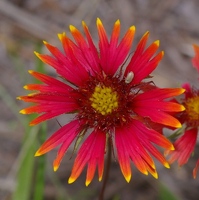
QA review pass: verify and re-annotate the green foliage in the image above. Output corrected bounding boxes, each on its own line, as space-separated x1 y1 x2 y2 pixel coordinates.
158 183 179 200
7 44 72 200
12 125 40 200
12 43 47 200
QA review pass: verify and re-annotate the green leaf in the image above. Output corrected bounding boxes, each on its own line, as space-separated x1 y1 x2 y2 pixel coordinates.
168 125 185 140
33 123 47 200
12 125 39 200
35 42 46 75
158 183 179 200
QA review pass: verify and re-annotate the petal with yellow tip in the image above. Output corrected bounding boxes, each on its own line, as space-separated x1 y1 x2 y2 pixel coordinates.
69 130 106 186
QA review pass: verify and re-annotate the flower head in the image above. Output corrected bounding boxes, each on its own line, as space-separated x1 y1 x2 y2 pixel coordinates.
18 18 185 185
166 44 199 178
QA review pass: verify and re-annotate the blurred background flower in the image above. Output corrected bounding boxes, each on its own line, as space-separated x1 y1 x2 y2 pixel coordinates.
165 45 199 179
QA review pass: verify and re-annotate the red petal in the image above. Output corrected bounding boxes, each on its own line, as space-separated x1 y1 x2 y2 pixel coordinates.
193 159 199 179
182 83 194 99
135 88 185 100
68 129 106 186
19 92 75 103
133 88 185 128
27 70 72 91
103 20 121 75
35 49 88 86
69 25 100 74
35 120 80 156
115 129 132 182
111 25 135 74
24 84 66 93
97 18 135 75
167 128 198 166
53 123 82 171
125 32 163 84
192 44 199 72
97 18 109 72
20 101 76 114
82 21 100 69
115 120 166 180
30 112 62 125
132 120 170 167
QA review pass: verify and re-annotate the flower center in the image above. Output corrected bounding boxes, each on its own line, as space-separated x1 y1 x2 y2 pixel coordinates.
89 85 118 115
75 74 141 131
185 96 199 121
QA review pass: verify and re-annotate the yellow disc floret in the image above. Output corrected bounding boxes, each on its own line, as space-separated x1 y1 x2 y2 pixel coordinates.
89 85 118 115
185 96 199 121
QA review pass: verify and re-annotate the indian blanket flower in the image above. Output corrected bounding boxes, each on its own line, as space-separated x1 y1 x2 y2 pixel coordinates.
166 44 199 179
18 18 185 185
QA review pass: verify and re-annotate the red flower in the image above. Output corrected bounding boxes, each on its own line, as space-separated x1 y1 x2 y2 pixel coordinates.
192 45 199 72
166 45 199 179
18 19 185 185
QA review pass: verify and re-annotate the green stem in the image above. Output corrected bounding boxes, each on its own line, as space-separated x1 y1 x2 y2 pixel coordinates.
33 123 47 200
99 137 112 200
167 125 185 139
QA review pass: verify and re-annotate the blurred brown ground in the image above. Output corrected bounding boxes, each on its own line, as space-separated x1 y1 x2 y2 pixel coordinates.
0 0 199 199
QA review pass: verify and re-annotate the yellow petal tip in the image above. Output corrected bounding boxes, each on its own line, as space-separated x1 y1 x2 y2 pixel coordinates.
19 109 26 114
115 19 120 25
28 70 34 74
34 51 40 57
34 151 41 157
181 88 186 94
143 31 150 37
130 25 136 32
159 51 164 58
180 105 185 111
58 32 65 40
23 85 28 89
164 162 170 169
69 25 76 32
175 122 182 129
170 144 175 151
154 40 160 46
53 165 59 172
154 174 158 179
152 172 158 179
142 170 148 176
68 177 75 184
85 180 91 187
124 174 131 183
99 176 103 182
151 162 156 170
82 21 88 29
96 18 102 26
